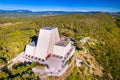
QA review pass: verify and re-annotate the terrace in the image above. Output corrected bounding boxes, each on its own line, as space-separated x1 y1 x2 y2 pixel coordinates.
55 40 69 47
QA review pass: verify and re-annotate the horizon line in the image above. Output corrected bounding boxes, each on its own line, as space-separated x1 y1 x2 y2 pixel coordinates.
0 9 120 13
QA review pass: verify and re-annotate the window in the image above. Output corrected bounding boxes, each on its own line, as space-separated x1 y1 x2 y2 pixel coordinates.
25 54 28 56
38 58 41 61
35 57 37 59
53 54 55 57
60 56 63 59
31 56 33 58
42 59 45 62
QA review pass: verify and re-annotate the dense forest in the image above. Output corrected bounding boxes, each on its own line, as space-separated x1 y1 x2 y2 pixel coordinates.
0 13 120 79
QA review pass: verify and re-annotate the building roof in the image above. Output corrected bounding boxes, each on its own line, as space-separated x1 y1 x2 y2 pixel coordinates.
42 27 55 30
55 40 69 47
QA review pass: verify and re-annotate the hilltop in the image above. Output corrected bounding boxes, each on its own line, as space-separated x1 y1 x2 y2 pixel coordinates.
0 13 120 79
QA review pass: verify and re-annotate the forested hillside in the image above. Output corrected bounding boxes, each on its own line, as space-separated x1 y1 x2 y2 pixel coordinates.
0 13 120 79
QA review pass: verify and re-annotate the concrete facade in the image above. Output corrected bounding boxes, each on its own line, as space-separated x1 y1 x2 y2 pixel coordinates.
53 41 71 57
24 43 36 57
24 27 75 61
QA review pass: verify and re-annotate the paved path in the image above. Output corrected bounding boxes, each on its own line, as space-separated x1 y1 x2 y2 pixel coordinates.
7 52 24 69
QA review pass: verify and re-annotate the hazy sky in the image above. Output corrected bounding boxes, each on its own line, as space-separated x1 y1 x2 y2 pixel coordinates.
0 0 120 12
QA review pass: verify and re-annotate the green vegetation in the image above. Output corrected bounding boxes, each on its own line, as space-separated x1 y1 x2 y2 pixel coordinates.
66 67 80 80
10 62 36 80
0 62 37 79
66 56 73 65
0 13 120 79
0 71 8 79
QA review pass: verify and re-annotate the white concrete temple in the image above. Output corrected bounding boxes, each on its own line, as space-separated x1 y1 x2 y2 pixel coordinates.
24 27 75 63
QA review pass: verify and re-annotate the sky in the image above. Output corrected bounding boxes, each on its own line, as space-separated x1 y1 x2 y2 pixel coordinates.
0 0 120 12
